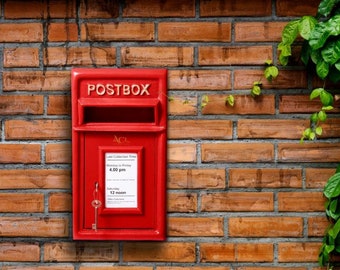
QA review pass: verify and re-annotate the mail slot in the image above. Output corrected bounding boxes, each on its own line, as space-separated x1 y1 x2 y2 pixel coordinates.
71 68 167 240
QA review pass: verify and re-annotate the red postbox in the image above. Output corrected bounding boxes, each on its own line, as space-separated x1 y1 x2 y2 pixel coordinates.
71 68 167 240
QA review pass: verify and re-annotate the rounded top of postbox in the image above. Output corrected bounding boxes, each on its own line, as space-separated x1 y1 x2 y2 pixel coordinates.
71 68 167 100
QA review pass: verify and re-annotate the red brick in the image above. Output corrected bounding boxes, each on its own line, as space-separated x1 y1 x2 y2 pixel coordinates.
201 95 275 115
200 0 271 17
0 169 70 189
0 217 69 237
168 95 197 116
278 143 340 163
306 168 336 188
278 192 325 212
44 242 119 262
121 47 194 67
123 0 195 17
81 22 154 41
3 71 70 91
45 47 116 66
319 118 340 138
45 143 71 164
0 242 40 262
0 144 41 164
0 95 43 115
169 120 232 139
308 216 329 237
168 168 226 189
47 23 78 42
235 22 287 42
229 217 303 237
168 217 224 237
5 0 76 18
158 267 230 270
49 192 72 212
237 119 308 139
276 0 319 16
199 46 272 65
201 143 274 163
229 168 302 188
168 69 231 90
80 0 119 18
5 119 71 140
123 242 196 262
236 268 306 270
4 1 45 18
3 266 74 270
200 243 273 262
47 95 71 115
159 22 231 42
278 242 321 262
0 193 44 212
201 192 274 212
47 0 76 18
168 143 196 163
234 70 308 90
4 47 39 67
80 267 151 270
236 243 274 262
279 95 340 113
167 192 197 213
200 243 235 262
0 23 42 42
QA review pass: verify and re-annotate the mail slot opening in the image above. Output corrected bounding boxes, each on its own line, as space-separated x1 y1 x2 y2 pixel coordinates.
84 107 155 123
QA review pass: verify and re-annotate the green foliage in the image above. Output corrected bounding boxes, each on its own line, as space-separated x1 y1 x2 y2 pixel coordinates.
201 95 209 109
225 95 234 107
300 88 334 142
278 1 340 82
319 172 340 268
277 0 340 267
251 81 262 97
250 60 279 98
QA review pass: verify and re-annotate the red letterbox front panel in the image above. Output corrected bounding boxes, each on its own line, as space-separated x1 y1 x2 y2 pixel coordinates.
71 68 167 240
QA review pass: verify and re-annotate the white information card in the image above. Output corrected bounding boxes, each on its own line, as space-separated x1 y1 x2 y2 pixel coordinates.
105 153 138 208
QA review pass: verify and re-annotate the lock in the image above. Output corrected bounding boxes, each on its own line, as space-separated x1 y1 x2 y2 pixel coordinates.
71 68 167 241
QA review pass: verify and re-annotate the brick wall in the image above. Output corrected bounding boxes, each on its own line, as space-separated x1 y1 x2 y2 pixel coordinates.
0 0 339 269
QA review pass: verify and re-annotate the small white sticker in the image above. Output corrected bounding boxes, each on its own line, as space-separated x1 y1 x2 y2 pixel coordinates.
105 153 137 208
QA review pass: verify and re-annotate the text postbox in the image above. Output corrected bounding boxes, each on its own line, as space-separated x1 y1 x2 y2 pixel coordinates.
71 68 167 240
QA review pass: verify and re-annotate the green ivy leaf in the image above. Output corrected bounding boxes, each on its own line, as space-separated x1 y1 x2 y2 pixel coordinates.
301 41 312 65
225 95 235 107
264 59 273 65
322 105 334 110
298 16 318 40
201 95 209 109
281 19 300 45
310 88 324 100
321 38 340 65
317 59 330 79
320 90 334 106
309 15 340 50
251 85 262 97
318 110 328 121
264 66 279 82
318 0 340 17
324 172 340 199
309 131 316 140
310 112 319 123
315 126 323 135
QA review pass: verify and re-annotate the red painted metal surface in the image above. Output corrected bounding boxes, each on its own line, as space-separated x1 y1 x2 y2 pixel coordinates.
71 68 167 240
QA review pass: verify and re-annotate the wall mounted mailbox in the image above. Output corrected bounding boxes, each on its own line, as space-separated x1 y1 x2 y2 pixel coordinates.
71 68 167 240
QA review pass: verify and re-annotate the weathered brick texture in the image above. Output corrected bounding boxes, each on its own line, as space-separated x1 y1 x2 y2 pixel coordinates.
0 0 338 269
